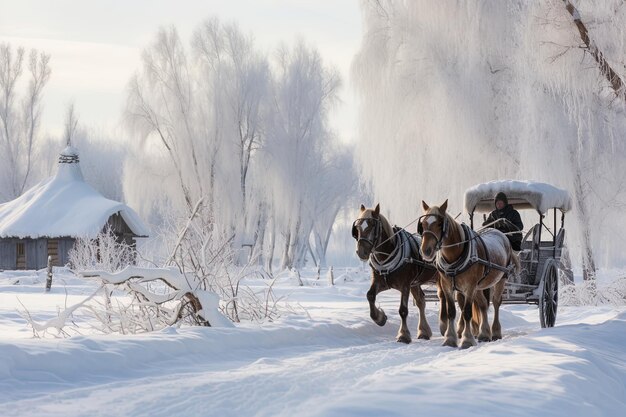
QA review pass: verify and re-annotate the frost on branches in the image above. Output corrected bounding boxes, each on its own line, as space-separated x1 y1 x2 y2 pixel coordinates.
23 200 286 337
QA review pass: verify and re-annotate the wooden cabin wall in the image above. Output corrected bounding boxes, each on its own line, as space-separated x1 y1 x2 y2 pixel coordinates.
0 239 17 270
26 239 47 270
58 238 75 266
0 237 76 270
0 212 142 270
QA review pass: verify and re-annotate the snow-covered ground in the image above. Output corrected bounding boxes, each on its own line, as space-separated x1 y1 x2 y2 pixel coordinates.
0 267 625 417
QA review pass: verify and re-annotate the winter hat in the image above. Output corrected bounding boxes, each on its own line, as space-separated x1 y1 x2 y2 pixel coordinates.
495 192 508 206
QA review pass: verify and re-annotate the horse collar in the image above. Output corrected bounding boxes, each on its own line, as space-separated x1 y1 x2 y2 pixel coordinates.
369 228 421 277
436 223 476 278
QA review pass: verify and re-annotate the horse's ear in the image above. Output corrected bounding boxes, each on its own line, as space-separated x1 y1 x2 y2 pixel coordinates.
440 199 448 213
373 203 380 218
422 200 430 212
360 204 366 212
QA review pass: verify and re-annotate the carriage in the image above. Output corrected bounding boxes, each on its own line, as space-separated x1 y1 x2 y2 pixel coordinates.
352 180 572 345
463 180 572 328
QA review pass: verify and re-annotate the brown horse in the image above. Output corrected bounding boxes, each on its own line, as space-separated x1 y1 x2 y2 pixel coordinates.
419 200 519 349
353 204 436 343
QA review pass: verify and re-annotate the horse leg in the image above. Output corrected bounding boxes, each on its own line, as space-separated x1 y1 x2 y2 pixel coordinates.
411 286 432 340
474 289 491 342
396 286 412 344
440 277 458 347
437 275 448 336
460 288 478 349
456 291 465 339
491 278 506 340
366 280 387 327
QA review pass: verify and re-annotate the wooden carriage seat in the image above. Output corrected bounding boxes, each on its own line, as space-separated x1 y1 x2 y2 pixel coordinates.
518 224 540 284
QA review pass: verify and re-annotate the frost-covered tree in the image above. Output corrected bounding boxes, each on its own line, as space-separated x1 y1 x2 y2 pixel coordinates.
352 0 626 273
125 26 201 212
124 18 353 272
309 145 357 268
0 43 50 201
266 40 341 270
192 18 272 256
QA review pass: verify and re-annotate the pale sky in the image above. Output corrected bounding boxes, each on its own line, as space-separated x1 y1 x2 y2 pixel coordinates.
0 0 362 141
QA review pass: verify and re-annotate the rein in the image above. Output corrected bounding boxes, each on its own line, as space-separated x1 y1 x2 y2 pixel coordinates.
372 216 421 252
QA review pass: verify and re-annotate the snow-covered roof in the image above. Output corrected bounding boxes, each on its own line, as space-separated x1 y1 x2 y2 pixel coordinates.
464 180 573 214
0 146 149 239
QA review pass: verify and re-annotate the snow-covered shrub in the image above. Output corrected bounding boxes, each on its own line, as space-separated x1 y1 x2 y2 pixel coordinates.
163 201 284 323
560 276 626 306
69 226 136 272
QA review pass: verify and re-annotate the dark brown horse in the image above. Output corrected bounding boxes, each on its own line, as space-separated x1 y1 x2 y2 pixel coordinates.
419 200 519 349
353 204 437 343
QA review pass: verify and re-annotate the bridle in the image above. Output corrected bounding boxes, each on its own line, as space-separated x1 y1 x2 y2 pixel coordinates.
418 213 449 252
352 217 382 250
353 215 431 286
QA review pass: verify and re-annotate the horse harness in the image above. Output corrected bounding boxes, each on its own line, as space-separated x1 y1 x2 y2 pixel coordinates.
374 227 435 288
353 218 434 288
434 222 514 291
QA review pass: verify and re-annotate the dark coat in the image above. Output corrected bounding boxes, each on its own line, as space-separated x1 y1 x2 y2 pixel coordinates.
482 204 524 251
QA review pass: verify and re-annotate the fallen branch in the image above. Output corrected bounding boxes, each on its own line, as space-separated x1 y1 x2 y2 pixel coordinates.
80 266 233 328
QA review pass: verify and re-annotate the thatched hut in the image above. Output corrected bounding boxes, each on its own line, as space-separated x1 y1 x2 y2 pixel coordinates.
0 146 148 270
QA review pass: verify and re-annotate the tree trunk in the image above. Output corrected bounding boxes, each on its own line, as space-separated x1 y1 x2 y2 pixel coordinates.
251 203 266 266
266 217 276 274
281 229 292 271
320 205 342 268
287 201 303 269
562 0 625 101
307 240 318 268
573 172 596 281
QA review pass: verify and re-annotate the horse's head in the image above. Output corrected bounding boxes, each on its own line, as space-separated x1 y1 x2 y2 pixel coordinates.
352 203 382 261
418 199 449 262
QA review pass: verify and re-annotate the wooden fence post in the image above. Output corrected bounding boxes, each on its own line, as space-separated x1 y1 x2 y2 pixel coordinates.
328 266 334 286
45 255 53 292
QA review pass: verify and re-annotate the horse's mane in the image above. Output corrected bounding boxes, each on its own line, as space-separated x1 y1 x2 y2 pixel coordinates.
378 213 395 241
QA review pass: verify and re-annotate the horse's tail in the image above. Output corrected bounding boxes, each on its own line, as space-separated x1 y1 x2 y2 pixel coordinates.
508 249 521 280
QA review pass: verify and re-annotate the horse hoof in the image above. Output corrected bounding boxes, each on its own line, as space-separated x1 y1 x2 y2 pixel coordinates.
375 314 387 327
492 334 502 341
417 333 431 340
460 339 477 349
478 335 491 343
442 339 458 348
397 335 411 344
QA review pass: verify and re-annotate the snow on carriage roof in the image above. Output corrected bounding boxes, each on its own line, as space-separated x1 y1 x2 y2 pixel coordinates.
464 180 573 214
0 146 149 239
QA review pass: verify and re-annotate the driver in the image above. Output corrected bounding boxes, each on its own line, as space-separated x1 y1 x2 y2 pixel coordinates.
482 192 523 251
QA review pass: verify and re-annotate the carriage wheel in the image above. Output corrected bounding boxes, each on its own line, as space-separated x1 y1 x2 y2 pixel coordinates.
539 262 558 328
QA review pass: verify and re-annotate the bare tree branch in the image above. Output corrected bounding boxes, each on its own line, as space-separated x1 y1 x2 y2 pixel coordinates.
562 0 626 101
